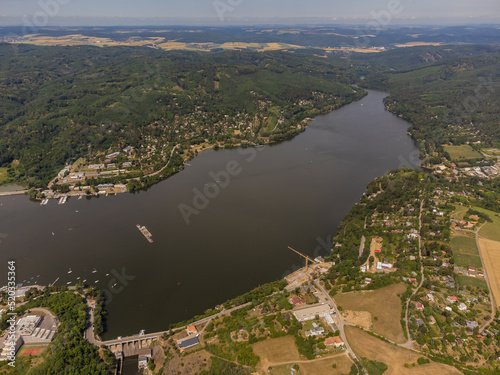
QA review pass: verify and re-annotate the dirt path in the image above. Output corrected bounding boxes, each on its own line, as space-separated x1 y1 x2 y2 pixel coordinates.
402 199 424 349
267 351 350 367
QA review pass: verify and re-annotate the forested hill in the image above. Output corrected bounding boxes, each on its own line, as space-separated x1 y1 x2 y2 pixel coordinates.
354 45 500 159
0 44 363 187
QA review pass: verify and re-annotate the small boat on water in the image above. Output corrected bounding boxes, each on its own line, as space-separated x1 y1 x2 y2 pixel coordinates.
68 268 72 274
136 224 153 243
58 196 67 205
95 280 99 283
92 268 97 273
139 329 146 336
40 198 49 206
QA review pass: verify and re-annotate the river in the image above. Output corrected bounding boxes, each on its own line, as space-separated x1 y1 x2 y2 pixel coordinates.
0 90 419 349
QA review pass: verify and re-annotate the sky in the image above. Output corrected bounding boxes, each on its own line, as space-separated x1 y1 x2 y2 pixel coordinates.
1 0 500 26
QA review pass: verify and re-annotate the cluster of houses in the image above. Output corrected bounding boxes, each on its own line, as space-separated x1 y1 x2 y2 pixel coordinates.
451 218 478 229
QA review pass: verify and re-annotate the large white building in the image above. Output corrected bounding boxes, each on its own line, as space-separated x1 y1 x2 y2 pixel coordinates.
292 304 333 322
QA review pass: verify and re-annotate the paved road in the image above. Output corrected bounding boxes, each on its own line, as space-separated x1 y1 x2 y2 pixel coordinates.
84 301 99 345
91 301 253 346
314 279 360 368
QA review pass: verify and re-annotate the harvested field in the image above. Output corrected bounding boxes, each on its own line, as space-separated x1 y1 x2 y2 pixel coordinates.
478 237 500 308
300 355 353 375
341 310 372 329
345 326 462 375
334 283 407 343
253 336 301 367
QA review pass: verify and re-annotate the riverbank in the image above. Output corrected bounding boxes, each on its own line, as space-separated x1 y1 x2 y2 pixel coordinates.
0 190 27 197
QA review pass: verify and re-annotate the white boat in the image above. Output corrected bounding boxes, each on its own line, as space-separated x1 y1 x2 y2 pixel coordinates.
68 268 72 274
95 280 99 283
92 268 97 273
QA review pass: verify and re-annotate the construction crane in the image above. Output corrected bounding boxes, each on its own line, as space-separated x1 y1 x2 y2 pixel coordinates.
288 246 315 271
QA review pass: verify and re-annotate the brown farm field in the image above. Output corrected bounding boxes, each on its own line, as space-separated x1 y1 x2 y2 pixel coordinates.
300 355 353 375
253 336 301 367
345 326 462 375
267 354 352 375
478 237 500 308
334 283 407 343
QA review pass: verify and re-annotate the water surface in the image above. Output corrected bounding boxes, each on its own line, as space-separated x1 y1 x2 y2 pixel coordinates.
0 90 419 339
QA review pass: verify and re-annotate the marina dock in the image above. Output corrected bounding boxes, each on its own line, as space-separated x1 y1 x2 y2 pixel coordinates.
136 225 153 243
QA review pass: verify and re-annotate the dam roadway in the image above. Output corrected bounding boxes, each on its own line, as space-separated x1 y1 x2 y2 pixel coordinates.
87 302 252 356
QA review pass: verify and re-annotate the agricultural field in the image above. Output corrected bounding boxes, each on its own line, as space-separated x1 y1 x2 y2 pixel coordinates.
267 355 352 375
345 326 462 375
299 355 353 375
253 336 301 368
477 238 500 308
443 144 483 160
334 283 407 343
450 235 482 268
457 275 488 289
450 205 468 221
476 207 500 242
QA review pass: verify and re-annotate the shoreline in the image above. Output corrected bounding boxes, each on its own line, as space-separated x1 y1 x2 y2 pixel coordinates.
1 94 364 202
0 190 27 197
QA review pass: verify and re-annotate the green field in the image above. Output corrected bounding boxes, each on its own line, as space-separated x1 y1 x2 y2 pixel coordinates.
443 145 483 160
474 207 500 242
458 276 488 289
451 236 479 255
454 254 483 268
451 236 482 268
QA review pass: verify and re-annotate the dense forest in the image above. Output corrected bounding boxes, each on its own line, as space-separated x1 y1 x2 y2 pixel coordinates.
0 44 363 187
355 45 500 158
